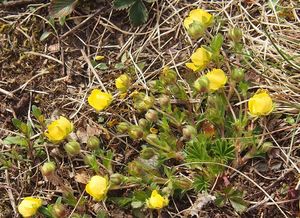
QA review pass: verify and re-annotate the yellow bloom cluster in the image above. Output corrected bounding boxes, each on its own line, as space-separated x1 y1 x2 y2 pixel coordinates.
85 175 109 201
45 116 73 143
248 89 273 116
184 9 213 39
88 89 113 112
18 197 42 218
146 190 169 209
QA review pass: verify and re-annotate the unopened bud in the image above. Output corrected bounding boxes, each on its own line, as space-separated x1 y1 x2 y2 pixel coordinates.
138 118 149 129
53 203 67 218
117 122 130 133
160 67 177 85
194 76 209 92
87 136 100 150
110 173 124 185
64 141 81 156
187 21 205 39
41 161 56 177
158 95 170 107
231 68 245 82
146 134 160 146
140 147 156 159
228 28 243 42
260 142 273 153
182 125 197 139
162 187 172 195
145 109 158 122
83 154 95 165
128 126 144 140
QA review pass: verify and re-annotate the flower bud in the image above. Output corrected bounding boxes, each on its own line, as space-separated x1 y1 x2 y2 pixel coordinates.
87 136 100 150
145 134 159 146
138 118 149 129
116 122 130 133
145 109 158 122
158 95 170 107
161 187 172 195
140 147 156 159
182 125 197 140
53 203 67 218
133 93 155 112
160 67 177 85
41 161 56 177
64 141 81 156
228 27 243 42
83 154 95 166
194 76 209 92
110 173 124 185
128 126 144 140
260 142 273 153
231 68 245 82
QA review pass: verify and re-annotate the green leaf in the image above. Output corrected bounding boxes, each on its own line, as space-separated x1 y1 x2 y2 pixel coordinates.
32 105 41 118
12 118 29 135
129 0 148 26
229 197 248 213
213 139 235 161
3 136 29 147
49 0 78 18
184 137 210 164
193 175 210 192
114 0 136 9
210 33 223 53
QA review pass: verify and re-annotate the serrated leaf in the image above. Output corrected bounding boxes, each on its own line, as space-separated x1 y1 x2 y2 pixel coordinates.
129 0 148 26
114 0 136 9
3 136 29 147
229 197 248 213
49 0 78 18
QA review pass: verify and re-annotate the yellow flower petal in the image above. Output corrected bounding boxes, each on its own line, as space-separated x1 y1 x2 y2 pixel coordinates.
45 116 73 143
146 190 169 210
95 55 105 61
190 47 211 70
189 9 213 27
248 90 273 116
206 69 227 91
88 89 113 112
115 74 131 93
18 197 42 218
185 63 199 72
85 175 108 201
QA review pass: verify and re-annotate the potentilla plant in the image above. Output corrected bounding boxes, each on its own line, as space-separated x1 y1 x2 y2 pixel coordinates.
4 7 277 218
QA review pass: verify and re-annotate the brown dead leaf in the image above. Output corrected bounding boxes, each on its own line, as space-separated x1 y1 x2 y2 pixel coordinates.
75 170 89 184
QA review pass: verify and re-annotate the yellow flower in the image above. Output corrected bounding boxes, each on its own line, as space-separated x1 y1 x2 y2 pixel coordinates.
115 74 131 93
206 69 227 91
184 9 213 39
85 175 108 201
88 89 113 112
18 197 42 218
186 47 211 72
248 90 273 116
146 190 169 210
45 116 73 143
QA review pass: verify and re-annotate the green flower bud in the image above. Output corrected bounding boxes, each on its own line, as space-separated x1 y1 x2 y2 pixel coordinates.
182 125 197 139
260 142 273 153
194 76 209 92
53 203 67 218
41 161 56 177
231 68 245 82
133 92 155 112
87 136 100 150
64 141 81 156
138 118 149 129
187 21 205 39
145 134 160 146
117 122 130 133
128 126 144 140
140 147 156 159
145 109 158 122
110 173 124 185
160 67 177 85
127 161 142 177
83 154 95 165
228 27 243 42
161 186 172 195
158 95 170 107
